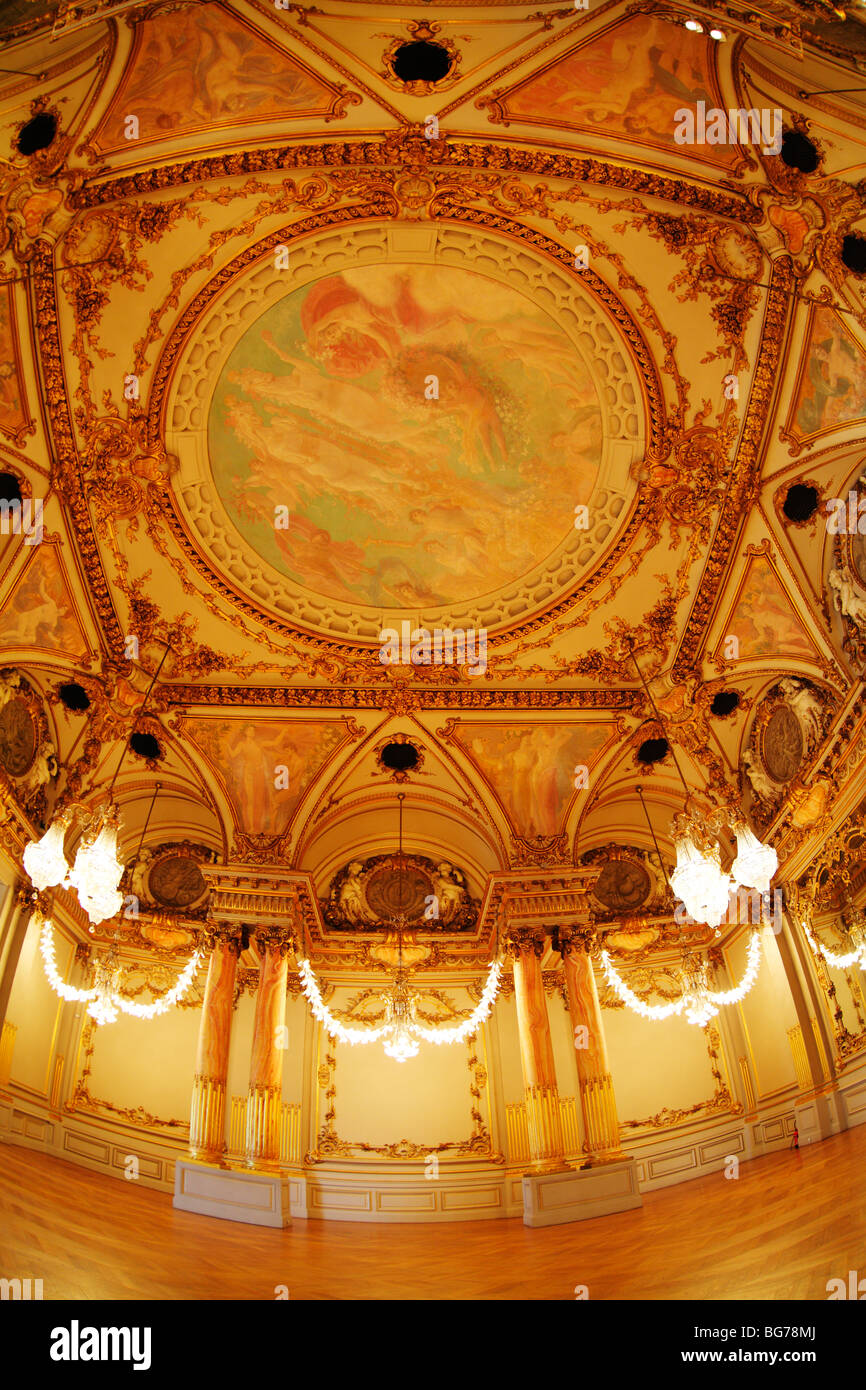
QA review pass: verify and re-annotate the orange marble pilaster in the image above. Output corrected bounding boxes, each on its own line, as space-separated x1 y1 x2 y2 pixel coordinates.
509 934 568 1173
189 934 239 1163
562 939 627 1165
245 936 290 1170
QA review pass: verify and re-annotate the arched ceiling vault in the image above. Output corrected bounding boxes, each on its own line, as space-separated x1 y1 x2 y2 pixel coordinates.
1 0 866 964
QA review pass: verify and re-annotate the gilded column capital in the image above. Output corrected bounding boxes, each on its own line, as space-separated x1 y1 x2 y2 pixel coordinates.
505 928 546 960
254 927 295 959
201 922 243 955
553 926 597 958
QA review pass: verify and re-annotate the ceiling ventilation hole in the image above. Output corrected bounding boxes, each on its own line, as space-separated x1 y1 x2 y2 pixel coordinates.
782 483 819 522
637 737 669 765
17 111 57 156
59 682 90 712
392 41 452 84
780 129 818 173
381 741 420 773
710 691 740 716
0 472 22 505
842 234 866 276
130 732 162 760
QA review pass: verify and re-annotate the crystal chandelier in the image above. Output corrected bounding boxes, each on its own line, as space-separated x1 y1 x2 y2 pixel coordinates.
670 815 732 930
628 646 777 929
23 651 168 926
601 930 762 1026
38 913 201 1026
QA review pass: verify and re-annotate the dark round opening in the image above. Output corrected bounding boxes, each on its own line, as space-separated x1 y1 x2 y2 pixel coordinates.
783 483 819 522
392 41 452 83
17 112 57 157
637 737 669 765
710 691 740 717
841 234 866 276
58 682 90 712
0 472 22 505
780 129 818 174
381 741 419 772
130 732 161 760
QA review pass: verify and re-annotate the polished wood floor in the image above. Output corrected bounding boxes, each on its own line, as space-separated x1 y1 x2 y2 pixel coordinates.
1 1128 864 1300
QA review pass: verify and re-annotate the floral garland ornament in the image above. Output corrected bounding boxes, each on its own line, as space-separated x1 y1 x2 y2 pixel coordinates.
38 913 201 1026
297 956 504 1061
600 931 762 1026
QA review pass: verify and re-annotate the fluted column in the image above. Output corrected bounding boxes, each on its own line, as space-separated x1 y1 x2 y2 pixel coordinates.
245 931 290 1170
189 929 240 1163
508 932 569 1173
560 933 628 1165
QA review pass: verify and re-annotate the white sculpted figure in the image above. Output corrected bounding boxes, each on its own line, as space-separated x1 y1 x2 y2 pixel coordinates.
0 669 20 712
743 746 777 801
829 567 866 629
778 677 824 747
338 861 372 924
24 738 57 794
433 862 465 924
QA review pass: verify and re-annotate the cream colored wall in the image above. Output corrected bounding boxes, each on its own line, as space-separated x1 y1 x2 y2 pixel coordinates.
729 927 798 1098
5 909 68 1097
85 1004 199 1123
604 1006 717 1123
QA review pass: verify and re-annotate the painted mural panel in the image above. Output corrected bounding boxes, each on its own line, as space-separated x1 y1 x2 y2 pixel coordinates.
792 308 866 438
93 4 336 150
0 548 88 659
456 722 612 837
185 718 345 835
0 286 28 439
725 556 814 661
209 265 602 609
503 15 736 164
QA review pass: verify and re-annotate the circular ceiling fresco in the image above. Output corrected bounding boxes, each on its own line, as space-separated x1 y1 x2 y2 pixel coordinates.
208 263 603 609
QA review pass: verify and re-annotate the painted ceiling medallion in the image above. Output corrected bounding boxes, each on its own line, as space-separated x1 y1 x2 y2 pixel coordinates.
167 225 645 641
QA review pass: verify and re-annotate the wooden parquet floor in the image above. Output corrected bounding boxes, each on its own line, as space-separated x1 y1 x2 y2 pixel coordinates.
1 1128 865 1300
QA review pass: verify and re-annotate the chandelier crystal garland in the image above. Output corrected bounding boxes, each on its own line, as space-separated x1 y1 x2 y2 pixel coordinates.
297 954 503 1058
600 929 762 1027
38 913 201 1026
805 909 866 972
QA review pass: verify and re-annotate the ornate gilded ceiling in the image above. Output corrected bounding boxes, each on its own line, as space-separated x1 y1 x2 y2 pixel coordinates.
1 0 866 967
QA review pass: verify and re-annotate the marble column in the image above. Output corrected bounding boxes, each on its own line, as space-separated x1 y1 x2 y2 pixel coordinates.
509 932 569 1173
245 933 290 1171
560 934 628 1165
189 930 240 1163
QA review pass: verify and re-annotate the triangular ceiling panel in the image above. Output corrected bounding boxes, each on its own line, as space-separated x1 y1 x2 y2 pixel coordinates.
183 716 347 836
718 554 817 663
92 2 348 152
452 721 613 838
0 545 90 661
788 305 866 441
490 14 737 167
